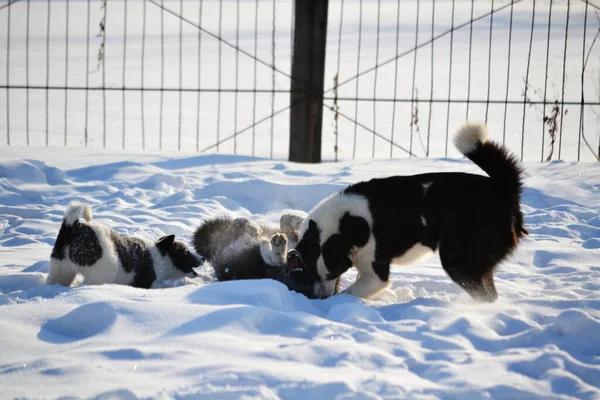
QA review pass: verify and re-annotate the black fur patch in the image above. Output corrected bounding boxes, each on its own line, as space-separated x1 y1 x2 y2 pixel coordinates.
293 220 321 274
319 213 370 281
109 231 156 289
68 222 102 266
156 234 175 256
156 235 201 274
50 221 69 260
213 245 268 281
371 260 390 282
321 234 352 280
339 212 370 248
169 241 202 273
131 264 157 289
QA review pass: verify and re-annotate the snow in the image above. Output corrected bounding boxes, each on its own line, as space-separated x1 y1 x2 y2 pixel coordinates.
1 147 599 399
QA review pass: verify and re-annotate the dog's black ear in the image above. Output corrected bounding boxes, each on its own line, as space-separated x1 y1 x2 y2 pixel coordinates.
304 219 321 247
322 233 353 280
156 234 176 249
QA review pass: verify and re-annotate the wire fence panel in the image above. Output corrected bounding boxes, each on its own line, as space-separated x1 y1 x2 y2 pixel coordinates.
323 0 600 162
1 0 599 161
0 0 294 158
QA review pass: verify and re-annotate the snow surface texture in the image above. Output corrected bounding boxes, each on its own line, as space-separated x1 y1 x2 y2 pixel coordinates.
0 148 599 399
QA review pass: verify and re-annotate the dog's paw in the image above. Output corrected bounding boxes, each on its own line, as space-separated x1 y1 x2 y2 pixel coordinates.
270 233 288 253
246 222 263 237
232 217 250 229
261 233 287 266
233 217 262 237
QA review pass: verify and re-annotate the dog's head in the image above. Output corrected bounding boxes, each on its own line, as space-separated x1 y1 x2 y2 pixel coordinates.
156 234 205 279
286 220 344 299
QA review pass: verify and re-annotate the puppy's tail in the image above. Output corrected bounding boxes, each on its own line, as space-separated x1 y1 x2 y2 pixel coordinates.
63 202 92 226
193 216 233 262
454 121 527 238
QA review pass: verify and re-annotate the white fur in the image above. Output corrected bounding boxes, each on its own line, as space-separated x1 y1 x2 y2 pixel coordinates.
280 214 304 232
342 269 391 299
64 202 92 225
454 121 488 155
47 257 78 286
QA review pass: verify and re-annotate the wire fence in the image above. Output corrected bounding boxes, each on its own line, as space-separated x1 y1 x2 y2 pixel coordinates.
323 0 600 162
1 0 296 158
1 0 599 162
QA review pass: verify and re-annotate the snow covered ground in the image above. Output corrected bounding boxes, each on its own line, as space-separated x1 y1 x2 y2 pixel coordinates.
0 147 599 399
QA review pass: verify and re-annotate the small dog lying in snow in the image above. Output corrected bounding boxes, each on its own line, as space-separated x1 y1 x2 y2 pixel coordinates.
48 203 204 288
193 214 312 296
287 121 528 302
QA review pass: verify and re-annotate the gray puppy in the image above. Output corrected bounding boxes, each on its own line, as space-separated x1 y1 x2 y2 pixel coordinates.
193 214 311 296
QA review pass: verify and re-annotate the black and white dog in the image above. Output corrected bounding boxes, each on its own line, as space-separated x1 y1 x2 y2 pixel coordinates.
193 214 312 296
287 121 527 302
48 203 204 288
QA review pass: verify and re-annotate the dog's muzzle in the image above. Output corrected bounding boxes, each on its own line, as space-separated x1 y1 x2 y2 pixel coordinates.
286 249 303 270
286 249 311 289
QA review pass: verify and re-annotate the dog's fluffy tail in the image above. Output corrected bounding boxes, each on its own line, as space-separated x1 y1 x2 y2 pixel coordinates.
193 216 234 262
454 121 527 237
63 202 92 226
454 121 523 200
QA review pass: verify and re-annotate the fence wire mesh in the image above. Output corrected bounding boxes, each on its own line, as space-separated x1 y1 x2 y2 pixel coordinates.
1 0 599 161
324 0 600 162
1 0 295 157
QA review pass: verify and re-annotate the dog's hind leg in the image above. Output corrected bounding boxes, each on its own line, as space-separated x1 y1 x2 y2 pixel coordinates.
446 267 498 303
439 245 498 302
47 258 77 286
260 233 288 266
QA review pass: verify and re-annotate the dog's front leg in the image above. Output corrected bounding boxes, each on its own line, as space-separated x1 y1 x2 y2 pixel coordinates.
342 261 390 299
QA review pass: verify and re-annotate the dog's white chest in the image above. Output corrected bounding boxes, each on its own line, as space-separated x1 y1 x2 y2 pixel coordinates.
391 243 433 265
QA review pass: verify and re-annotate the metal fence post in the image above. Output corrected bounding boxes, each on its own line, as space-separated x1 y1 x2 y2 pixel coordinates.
289 0 329 163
